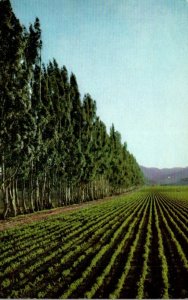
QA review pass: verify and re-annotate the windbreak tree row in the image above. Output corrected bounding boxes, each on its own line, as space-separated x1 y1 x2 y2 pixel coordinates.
0 0 144 218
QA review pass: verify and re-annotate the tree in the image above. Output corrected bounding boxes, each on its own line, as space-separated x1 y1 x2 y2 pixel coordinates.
0 0 144 218
0 0 42 217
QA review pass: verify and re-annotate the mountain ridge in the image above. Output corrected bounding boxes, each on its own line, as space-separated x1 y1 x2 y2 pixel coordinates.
140 165 188 185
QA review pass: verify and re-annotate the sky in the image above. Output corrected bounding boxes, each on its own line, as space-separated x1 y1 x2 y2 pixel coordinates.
11 0 188 168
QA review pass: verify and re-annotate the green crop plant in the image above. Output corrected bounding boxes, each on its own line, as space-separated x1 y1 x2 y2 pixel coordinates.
136 198 152 299
0 189 188 298
157 200 188 271
109 198 150 299
154 198 169 299
85 198 149 299
1 278 11 289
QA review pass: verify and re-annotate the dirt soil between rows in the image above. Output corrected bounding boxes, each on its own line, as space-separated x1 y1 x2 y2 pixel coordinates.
0 191 135 232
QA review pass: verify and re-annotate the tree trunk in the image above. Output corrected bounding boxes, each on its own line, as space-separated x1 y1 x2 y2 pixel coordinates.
58 179 64 206
15 178 22 214
66 185 71 205
21 180 28 213
34 177 40 211
29 175 35 213
2 186 10 219
9 182 17 217
41 173 47 209
1 156 9 219
46 177 53 209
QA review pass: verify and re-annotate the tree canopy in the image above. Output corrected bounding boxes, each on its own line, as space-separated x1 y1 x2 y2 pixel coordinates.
0 0 144 218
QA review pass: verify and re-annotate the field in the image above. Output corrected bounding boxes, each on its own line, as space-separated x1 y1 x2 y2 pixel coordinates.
0 187 188 299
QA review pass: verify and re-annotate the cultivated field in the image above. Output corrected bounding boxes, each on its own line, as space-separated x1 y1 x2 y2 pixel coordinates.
0 187 188 298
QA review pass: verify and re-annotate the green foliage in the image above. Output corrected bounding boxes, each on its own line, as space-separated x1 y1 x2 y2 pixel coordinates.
1 278 11 288
0 0 143 218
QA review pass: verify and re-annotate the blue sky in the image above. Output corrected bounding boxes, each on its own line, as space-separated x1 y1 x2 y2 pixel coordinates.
11 0 188 168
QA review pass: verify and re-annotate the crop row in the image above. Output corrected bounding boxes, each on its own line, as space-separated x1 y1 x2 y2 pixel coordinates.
0 192 145 298
0 188 188 298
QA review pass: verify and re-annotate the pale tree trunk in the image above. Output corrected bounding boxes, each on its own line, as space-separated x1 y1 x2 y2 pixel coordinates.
46 176 53 209
2 185 10 219
21 180 28 213
78 185 83 203
85 183 89 202
65 185 67 206
95 180 98 199
89 183 92 201
35 177 40 211
100 176 104 199
80 184 84 202
1 157 10 219
90 181 94 201
66 185 71 205
58 179 62 206
9 180 17 217
29 174 35 213
93 180 96 200
61 183 66 206
70 184 73 205
15 178 22 214
1 156 9 218
65 186 68 206
41 172 47 209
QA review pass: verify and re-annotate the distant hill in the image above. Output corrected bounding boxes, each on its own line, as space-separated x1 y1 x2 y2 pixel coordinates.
140 166 188 185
